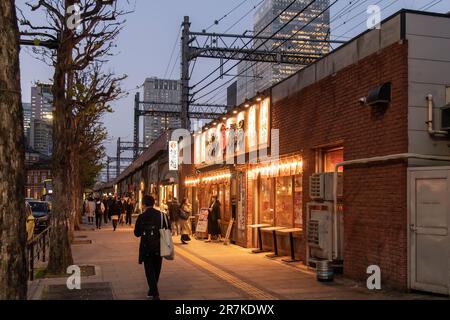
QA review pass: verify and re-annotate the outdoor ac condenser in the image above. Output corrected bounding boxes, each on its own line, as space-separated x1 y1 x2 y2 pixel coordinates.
309 172 343 201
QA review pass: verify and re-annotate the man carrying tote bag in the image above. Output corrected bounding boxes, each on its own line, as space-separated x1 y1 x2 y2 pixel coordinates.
134 195 172 300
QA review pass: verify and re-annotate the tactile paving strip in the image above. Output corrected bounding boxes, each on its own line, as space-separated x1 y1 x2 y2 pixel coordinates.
176 246 278 300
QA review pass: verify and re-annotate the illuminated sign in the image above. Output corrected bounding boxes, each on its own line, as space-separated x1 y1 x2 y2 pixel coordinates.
259 98 270 148
169 141 178 171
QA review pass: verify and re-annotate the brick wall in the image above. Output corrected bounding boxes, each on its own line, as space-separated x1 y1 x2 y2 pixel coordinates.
271 41 409 289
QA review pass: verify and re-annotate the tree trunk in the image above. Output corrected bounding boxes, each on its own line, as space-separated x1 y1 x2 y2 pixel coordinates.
47 25 74 274
0 0 28 299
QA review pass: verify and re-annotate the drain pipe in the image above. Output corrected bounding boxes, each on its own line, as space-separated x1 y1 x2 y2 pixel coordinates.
426 94 448 135
333 153 450 260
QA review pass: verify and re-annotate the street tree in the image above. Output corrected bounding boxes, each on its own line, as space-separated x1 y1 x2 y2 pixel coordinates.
71 64 126 232
0 0 28 299
20 0 129 274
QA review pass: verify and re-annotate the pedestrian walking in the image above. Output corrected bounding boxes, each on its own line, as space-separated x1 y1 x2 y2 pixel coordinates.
205 195 222 242
168 198 180 235
179 197 192 244
102 196 109 224
111 196 120 231
107 195 115 223
95 197 105 229
126 197 133 226
119 196 126 226
134 195 171 300
86 196 96 225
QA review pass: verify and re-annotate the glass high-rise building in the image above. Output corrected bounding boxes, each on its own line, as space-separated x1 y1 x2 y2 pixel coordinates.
237 0 330 104
30 83 53 156
142 77 182 146
31 83 53 121
23 102 32 146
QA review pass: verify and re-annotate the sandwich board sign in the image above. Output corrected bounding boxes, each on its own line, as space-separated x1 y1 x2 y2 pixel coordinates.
196 208 209 233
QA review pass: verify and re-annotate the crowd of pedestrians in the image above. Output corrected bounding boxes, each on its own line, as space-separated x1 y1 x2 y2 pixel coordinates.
82 192 223 300
83 193 136 231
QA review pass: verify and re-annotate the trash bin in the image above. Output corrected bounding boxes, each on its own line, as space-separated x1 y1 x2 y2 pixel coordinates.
316 260 334 282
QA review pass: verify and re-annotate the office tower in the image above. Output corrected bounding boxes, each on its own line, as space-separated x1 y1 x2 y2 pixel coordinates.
30 83 53 155
31 83 53 121
142 77 182 146
237 0 330 104
30 119 53 156
23 102 32 146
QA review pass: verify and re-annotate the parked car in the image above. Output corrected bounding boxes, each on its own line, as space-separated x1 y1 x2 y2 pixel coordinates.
26 200 51 234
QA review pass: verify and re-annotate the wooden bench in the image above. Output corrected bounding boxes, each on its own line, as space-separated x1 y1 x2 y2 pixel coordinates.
261 226 287 258
276 227 303 262
248 223 272 253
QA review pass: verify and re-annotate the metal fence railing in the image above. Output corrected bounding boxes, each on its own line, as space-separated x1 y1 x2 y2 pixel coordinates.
27 226 51 281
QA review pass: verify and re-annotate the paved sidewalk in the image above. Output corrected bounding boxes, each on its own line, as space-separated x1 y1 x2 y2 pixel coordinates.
28 221 446 300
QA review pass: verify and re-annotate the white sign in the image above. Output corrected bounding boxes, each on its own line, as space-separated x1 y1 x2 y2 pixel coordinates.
196 208 209 233
169 141 178 171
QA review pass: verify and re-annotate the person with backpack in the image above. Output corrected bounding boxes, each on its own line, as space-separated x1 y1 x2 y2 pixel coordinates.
95 196 105 229
134 195 171 300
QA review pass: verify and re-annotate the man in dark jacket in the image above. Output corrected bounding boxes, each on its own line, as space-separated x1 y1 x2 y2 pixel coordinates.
134 195 170 300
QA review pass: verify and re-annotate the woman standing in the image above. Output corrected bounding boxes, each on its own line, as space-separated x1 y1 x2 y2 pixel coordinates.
179 197 192 244
205 195 222 242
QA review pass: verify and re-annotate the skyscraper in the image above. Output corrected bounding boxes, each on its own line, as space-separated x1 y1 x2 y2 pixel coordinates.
142 77 182 146
23 102 32 146
31 83 53 121
237 0 330 104
30 83 53 156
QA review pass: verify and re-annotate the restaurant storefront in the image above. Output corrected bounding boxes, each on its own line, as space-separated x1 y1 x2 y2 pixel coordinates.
183 95 306 251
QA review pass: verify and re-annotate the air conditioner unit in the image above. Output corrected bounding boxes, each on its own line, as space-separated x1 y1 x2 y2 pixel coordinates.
309 172 343 201
441 104 450 131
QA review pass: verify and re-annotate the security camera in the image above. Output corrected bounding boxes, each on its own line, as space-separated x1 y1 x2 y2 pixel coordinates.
359 97 367 105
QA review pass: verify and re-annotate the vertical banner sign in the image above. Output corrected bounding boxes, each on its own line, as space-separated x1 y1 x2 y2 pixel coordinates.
259 98 270 148
169 141 178 171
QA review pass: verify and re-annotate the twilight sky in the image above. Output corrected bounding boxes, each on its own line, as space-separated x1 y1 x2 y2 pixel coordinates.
18 0 449 160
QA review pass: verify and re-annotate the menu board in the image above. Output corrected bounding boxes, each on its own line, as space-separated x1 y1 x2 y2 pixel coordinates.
196 208 209 233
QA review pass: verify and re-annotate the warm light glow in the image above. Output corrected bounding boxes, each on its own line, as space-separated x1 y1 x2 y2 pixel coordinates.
244 103 250 108
185 178 200 186
222 117 227 120
248 157 303 179
201 172 231 183
233 110 238 114
256 97 262 102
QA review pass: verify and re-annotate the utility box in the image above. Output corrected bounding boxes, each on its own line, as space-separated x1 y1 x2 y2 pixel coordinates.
307 202 344 263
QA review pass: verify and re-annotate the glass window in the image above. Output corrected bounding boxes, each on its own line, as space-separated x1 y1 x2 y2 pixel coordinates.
294 175 303 227
259 177 274 225
275 176 293 227
323 148 344 172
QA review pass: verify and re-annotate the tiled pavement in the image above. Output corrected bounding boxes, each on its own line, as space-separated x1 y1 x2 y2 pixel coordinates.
28 220 447 300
